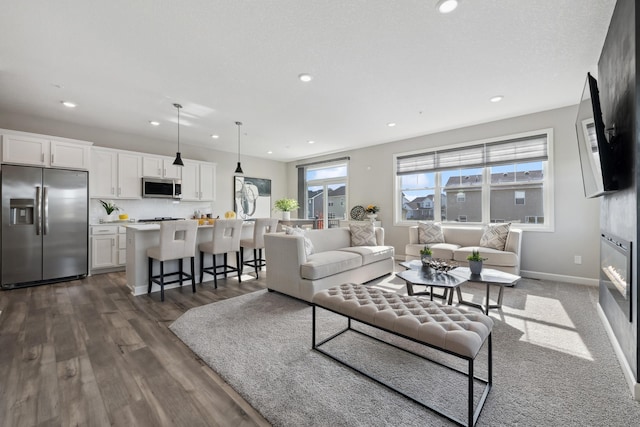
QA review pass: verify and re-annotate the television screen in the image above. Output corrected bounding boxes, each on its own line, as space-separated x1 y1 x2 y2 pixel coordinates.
575 73 618 198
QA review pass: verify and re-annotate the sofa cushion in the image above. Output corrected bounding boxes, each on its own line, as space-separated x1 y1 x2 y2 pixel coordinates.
405 242 460 260
338 245 395 266
453 246 518 267
418 221 445 244
479 223 511 251
286 227 314 255
350 222 376 246
300 250 363 280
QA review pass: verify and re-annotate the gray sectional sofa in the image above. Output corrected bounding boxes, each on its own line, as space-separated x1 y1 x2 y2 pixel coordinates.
265 227 395 302
405 225 522 275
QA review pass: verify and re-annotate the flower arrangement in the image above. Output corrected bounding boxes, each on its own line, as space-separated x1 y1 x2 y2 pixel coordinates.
274 198 300 212
99 200 120 215
365 204 379 214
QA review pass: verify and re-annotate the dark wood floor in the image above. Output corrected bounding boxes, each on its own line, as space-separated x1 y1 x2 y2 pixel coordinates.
0 270 271 427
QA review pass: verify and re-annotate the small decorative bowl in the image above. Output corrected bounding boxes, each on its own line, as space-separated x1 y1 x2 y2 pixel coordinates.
424 258 458 273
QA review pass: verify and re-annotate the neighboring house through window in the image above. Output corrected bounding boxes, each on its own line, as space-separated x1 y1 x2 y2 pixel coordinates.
394 129 552 229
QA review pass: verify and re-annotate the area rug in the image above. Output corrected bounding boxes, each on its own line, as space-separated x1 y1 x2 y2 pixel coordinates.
170 280 640 426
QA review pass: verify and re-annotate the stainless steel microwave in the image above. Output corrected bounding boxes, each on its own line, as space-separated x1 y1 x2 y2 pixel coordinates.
142 177 182 199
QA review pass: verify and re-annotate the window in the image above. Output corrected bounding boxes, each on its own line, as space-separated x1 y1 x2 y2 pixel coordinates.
395 130 552 228
299 159 349 229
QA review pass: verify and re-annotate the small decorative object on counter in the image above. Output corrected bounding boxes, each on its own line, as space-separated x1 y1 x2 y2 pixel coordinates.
467 249 487 275
224 211 237 219
100 200 120 222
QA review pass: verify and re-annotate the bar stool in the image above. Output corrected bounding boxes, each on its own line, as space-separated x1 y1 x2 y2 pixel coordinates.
240 218 279 279
199 219 244 288
147 220 198 302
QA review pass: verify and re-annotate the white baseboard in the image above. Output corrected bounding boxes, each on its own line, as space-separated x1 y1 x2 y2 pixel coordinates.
520 270 599 287
597 303 640 401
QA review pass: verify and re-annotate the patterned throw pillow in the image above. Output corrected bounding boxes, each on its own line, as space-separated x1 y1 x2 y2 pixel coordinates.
479 223 511 251
418 221 445 244
285 227 314 255
349 222 377 246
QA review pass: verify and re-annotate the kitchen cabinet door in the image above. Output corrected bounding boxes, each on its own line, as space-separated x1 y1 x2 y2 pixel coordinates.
91 235 117 269
117 153 142 198
143 155 181 179
90 149 118 198
181 160 200 201
51 140 90 170
142 156 164 178
2 134 49 166
199 162 216 201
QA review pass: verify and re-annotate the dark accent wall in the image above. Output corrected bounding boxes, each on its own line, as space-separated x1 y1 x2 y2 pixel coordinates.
599 0 638 379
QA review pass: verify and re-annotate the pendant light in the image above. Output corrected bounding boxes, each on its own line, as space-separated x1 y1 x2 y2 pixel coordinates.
234 121 244 174
172 103 184 166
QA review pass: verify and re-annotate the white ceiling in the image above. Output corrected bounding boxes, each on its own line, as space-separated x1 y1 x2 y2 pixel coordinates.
0 0 616 162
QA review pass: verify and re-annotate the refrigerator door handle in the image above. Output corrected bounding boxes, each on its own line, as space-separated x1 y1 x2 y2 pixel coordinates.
35 186 42 235
43 186 49 235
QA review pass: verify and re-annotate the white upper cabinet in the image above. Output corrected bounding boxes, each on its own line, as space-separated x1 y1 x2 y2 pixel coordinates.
181 160 216 201
51 140 91 169
1 132 91 170
90 148 142 199
117 152 142 199
142 155 181 179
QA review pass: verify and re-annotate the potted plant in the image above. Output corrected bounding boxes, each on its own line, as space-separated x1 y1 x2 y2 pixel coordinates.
420 246 432 265
365 204 379 221
99 200 120 222
274 198 300 220
467 249 487 275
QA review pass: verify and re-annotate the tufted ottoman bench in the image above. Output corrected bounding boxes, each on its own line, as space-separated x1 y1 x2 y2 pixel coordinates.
312 283 493 427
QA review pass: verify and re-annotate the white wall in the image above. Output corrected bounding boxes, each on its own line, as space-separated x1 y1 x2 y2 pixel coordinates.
286 105 601 283
0 111 288 220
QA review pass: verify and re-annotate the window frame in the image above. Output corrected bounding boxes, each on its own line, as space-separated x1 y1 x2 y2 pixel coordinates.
393 128 554 231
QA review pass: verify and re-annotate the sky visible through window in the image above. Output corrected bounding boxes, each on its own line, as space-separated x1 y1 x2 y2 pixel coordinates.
307 165 347 181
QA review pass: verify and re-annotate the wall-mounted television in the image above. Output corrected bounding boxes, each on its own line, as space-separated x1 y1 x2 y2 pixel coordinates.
575 72 619 198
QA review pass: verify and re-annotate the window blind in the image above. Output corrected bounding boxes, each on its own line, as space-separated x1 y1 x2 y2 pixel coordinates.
396 133 548 175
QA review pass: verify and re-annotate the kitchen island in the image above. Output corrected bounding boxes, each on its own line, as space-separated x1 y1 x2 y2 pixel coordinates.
125 222 255 296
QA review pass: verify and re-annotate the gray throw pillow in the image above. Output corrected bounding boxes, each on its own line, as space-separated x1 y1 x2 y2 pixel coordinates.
418 221 445 244
479 223 511 251
349 222 377 246
285 226 314 255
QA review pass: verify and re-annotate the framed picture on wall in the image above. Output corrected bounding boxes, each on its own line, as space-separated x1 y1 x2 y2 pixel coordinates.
234 176 272 220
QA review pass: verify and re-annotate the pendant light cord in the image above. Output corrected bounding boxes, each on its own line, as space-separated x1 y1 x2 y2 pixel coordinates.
236 121 242 161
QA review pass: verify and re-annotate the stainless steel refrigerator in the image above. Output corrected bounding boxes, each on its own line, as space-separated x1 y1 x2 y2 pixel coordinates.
1 164 88 289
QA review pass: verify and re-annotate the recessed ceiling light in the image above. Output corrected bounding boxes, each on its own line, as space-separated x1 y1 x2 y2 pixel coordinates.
490 95 504 103
307 140 315 144
267 150 273 154
298 73 313 82
436 0 459 14
61 101 77 108
387 122 397 127
149 121 160 126
210 134 219 139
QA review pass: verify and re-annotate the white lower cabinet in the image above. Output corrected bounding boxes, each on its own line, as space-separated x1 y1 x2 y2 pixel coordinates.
91 225 126 271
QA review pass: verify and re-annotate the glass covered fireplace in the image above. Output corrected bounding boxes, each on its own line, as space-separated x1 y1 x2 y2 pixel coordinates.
600 232 632 322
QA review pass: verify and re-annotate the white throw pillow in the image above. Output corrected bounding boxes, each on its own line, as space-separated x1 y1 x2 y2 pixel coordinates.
349 222 376 246
479 223 511 251
285 227 314 255
418 221 445 244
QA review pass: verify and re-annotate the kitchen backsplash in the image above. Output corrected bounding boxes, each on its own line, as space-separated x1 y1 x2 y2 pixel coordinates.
90 198 215 223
